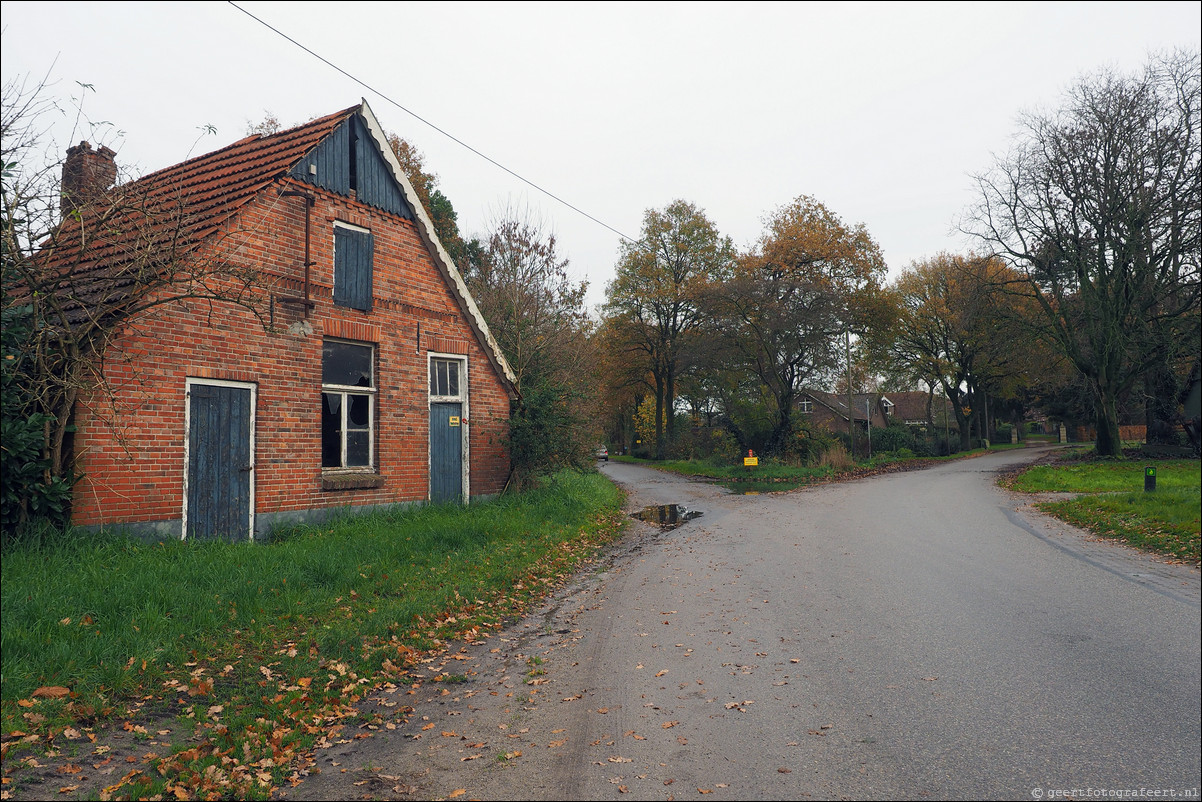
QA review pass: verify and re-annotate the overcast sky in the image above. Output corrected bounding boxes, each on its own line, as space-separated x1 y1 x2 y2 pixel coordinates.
2 1 1199 312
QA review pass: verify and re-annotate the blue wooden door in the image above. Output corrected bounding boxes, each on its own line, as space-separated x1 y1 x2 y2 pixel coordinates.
430 402 463 503
187 382 253 540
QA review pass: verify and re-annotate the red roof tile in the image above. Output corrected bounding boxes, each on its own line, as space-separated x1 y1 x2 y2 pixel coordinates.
34 106 358 324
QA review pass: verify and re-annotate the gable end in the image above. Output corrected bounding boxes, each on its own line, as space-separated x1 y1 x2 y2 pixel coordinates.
290 114 413 219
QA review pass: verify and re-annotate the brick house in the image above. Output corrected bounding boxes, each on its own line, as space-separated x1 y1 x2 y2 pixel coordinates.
877 391 955 432
798 389 956 436
798 390 887 434
47 102 517 540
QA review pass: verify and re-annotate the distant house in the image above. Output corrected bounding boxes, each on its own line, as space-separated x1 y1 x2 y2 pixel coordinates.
40 101 517 540
878 391 954 432
799 389 955 434
799 390 887 433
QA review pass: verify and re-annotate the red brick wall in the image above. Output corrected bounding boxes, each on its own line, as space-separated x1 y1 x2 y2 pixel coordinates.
1071 425 1147 444
71 179 511 535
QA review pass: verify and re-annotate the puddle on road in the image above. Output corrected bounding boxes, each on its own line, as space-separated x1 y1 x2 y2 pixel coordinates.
631 504 703 530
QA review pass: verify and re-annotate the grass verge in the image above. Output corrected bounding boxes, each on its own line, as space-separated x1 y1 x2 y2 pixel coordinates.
613 447 991 493
1005 458 1200 564
0 470 624 799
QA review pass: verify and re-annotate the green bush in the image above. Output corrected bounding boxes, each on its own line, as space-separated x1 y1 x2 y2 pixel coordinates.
506 377 590 489
787 420 837 465
706 427 742 463
872 424 917 455
1 304 74 539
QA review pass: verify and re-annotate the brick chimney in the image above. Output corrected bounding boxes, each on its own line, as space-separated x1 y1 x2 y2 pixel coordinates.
61 141 117 215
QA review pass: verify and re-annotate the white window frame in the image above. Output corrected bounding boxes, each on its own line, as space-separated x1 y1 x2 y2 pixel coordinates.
799 399 813 414
322 339 376 472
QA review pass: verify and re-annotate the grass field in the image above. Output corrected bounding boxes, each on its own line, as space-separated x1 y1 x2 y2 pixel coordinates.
0 471 624 799
1005 458 1201 563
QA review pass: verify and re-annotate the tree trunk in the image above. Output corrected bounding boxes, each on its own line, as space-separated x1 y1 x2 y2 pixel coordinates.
665 363 677 453
1094 395 1123 457
766 399 794 457
1144 361 1180 445
653 374 666 460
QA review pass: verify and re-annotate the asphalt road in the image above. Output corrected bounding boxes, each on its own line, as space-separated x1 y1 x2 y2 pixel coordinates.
278 448 1201 801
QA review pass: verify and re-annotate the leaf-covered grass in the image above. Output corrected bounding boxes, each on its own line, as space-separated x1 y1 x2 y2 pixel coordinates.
613 448 988 492
1039 491 1201 563
1008 459 1200 493
616 455 835 491
1006 458 1200 564
0 470 624 798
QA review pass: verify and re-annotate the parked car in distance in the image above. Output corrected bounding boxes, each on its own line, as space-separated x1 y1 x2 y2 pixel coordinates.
596 444 609 461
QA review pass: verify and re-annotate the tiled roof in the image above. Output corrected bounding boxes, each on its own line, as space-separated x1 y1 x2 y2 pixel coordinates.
31 101 518 396
35 106 358 324
806 389 875 421
881 391 936 423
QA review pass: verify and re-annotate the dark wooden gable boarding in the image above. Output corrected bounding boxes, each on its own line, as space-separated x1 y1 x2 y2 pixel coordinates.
290 114 413 218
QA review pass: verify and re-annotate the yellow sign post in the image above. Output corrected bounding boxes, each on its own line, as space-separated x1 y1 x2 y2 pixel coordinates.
744 449 758 468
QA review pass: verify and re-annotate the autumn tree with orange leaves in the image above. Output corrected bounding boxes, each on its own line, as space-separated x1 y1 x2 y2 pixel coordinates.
706 196 890 456
604 201 734 459
868 253 1049 450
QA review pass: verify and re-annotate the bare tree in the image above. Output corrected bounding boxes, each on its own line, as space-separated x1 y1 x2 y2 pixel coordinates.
466 205 595 485
3 76 274 513
965 50 1201 455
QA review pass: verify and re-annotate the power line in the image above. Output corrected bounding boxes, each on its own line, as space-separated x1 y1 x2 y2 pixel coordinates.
228 1 641 248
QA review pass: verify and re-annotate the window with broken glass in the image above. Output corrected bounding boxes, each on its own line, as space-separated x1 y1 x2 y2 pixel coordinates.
322 340 375 469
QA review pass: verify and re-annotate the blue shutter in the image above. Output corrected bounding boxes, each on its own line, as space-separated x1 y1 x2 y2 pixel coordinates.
334 227 373 311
